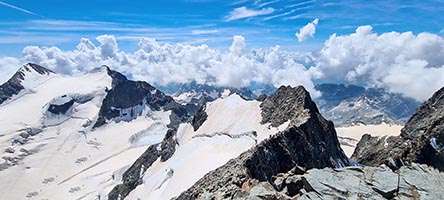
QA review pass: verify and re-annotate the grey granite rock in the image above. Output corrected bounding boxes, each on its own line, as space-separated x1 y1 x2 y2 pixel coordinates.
352 86 444 171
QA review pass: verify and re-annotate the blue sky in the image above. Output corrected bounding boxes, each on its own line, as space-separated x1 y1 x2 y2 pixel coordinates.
0 0 443 56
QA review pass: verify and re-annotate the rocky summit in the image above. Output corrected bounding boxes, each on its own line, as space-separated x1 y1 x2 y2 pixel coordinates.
352 86 444 171
175 86 353 199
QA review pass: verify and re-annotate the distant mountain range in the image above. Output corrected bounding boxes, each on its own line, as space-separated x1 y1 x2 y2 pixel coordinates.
157 82 420 126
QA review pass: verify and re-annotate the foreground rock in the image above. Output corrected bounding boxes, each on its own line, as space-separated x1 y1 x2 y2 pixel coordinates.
352 87 444 170
175 86 352 199
235 163 444 199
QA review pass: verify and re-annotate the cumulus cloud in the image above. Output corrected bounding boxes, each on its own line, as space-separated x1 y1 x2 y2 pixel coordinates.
6 34 319 97
295 18 319 42
313 25 444 101
225 6 275 21
3 26 444 102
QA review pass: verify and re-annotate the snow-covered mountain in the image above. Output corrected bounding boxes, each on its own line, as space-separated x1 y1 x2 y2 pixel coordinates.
0 63 195 200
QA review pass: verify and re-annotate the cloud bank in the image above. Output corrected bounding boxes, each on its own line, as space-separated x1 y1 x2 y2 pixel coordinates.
314 26 444 101
1 26 444 102
2 34 319 97
295 18 319 42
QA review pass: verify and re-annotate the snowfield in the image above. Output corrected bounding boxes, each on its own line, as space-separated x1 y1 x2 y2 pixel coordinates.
335 123 402 157
126 94 290 200
0 66 171 200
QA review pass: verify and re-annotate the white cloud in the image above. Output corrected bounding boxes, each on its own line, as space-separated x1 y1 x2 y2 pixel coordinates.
225 6 275 21
4 27 444 102
295 18 319 42
191 29 219 35
5 35 319 97
313 25 444 101
229 35 246 56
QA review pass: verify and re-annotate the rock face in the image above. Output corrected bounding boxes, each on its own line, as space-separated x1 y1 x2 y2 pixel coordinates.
241 163 444 200
93 69 195 128
261 85 319 127
191 104 208 131
352 86 444 171
0 63 54 105
175 85 352 199
104 70 197 200
108 144 160 200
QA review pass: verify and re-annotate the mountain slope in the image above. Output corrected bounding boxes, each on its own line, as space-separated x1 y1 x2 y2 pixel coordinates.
0 63 55 105
0 64 193 200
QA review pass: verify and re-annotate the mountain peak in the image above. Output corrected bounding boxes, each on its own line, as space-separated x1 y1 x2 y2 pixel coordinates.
12 63 54 83
0 63 55 105
89 65 127 87
260 85 319 127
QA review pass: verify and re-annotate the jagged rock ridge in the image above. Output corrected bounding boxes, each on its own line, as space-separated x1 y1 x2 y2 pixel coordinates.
175 86 352 199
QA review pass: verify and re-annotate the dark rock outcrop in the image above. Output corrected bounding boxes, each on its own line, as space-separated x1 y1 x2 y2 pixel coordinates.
175 85 352 199
93 75 193 128
191 104 208 131
0 63 53 105
260 85 320 127
47 99 75 115
352 87 444 171
108 145 160 200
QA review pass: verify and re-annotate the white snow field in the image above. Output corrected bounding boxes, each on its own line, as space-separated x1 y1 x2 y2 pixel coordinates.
0 66 170 200
335 123 403 157
126 94 290 200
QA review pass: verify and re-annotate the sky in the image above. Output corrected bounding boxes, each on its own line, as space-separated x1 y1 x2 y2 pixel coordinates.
1 0 443 54
0 0 444 102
